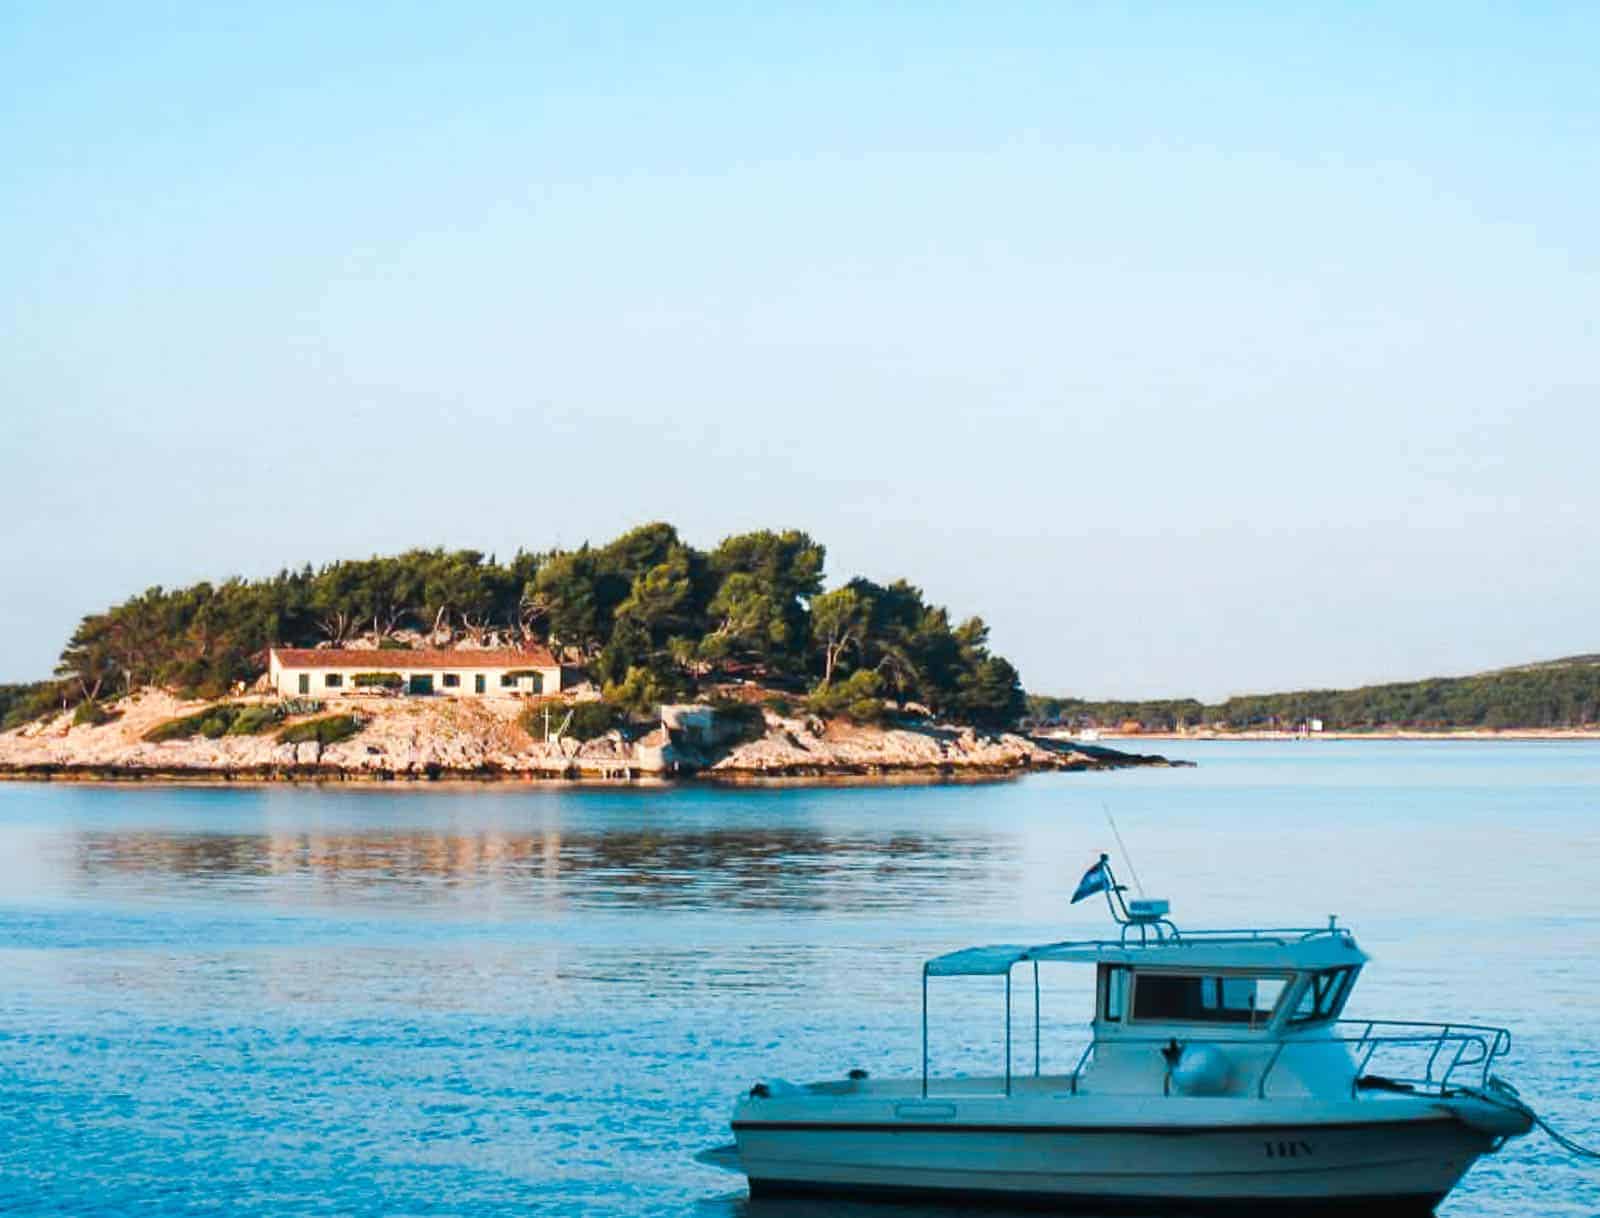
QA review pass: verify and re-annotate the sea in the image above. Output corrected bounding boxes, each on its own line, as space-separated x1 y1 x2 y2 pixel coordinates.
1 741 1596 1216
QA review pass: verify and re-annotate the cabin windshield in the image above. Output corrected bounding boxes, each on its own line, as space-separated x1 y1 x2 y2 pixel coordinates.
1287 966 1358 1025
1128 971 1289 1027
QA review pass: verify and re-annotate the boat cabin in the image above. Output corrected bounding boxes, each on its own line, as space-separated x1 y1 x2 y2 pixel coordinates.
923 923 1369 1100
1092 941 1364 1035
914 861 1512 1106
917 858 1400 1102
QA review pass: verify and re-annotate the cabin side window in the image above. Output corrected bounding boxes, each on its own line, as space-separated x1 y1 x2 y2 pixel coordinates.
1288 967 1357 1025
1130 972 1289 1027
1101 965 1129 1022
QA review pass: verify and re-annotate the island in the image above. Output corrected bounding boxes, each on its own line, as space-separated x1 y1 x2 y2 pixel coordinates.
0 524 1180 782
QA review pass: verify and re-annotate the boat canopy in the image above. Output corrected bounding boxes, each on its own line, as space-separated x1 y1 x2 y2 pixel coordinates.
924 930 1367 977
925 945 1035 976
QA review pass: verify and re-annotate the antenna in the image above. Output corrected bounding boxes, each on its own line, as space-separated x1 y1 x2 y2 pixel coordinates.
1102 803 1146 898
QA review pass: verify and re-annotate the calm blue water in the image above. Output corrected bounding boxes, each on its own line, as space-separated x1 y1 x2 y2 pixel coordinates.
1 742 1597 1216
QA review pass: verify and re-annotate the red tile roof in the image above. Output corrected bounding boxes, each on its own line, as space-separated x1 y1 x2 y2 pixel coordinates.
272 646 559 670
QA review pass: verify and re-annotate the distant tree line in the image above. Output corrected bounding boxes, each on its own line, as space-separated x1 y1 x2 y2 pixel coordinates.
1030 661 1600 732
4 523 1025 730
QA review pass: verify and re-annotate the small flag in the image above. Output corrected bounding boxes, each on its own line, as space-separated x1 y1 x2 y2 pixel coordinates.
1070 857 1112 904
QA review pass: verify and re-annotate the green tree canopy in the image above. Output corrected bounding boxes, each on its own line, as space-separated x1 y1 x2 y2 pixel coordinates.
18 524 1032 731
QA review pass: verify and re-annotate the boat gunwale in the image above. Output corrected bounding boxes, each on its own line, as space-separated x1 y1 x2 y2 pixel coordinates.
731 1114 1468 1135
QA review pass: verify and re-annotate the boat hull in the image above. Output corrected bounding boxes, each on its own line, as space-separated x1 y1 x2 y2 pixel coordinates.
733 1110 1502 1212
746 1178 1445 1216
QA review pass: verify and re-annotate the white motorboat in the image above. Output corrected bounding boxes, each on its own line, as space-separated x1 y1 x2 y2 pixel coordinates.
716 856 1535 1214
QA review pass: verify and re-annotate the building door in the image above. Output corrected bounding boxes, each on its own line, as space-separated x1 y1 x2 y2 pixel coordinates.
474 674 486 694
408 675 434 696
298 674 310 695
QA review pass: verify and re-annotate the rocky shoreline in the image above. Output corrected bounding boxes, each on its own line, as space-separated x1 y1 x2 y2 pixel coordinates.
0 690 1187 783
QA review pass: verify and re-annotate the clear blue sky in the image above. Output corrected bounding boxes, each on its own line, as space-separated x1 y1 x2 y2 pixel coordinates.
3 3 1596 698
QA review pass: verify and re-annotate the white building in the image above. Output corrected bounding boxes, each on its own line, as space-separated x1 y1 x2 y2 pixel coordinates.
267 647 565 699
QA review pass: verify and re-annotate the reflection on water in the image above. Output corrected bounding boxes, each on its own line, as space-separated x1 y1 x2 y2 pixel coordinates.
2 746 1599 1218
66 827 1012 912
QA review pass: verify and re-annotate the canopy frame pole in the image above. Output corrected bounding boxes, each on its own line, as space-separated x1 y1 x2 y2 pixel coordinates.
1004 969 1012 1096
1034 960 1041 1077
921 966 929 1099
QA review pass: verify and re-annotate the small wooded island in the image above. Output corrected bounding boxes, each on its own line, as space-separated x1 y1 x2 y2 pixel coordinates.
0 523 1177 781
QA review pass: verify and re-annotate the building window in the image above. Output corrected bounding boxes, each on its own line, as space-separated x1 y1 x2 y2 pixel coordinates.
500 673 517 688
442 673 460 688
325 673 343 688
474 674 486 694
298 674 310 695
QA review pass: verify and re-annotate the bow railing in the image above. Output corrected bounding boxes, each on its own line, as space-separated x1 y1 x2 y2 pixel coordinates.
1065 1019 1512 1099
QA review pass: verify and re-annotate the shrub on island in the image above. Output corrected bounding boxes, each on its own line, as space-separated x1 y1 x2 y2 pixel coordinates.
225 705 283 736
519 700 623 742
144 703 285 742
1 682 64 730
276 714 363 747
806 670 887 725
602 664 685 717
707 699 767 743
73 699 120 727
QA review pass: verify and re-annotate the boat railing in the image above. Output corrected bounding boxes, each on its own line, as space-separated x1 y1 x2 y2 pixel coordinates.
1147 925 1359 948
1021 925 1360 955
1334 1018 1513 1097
1094 859 1358 949
1065 1019 1513 1099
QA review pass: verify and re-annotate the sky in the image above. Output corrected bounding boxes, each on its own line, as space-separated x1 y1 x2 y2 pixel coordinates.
2 2 1596 699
